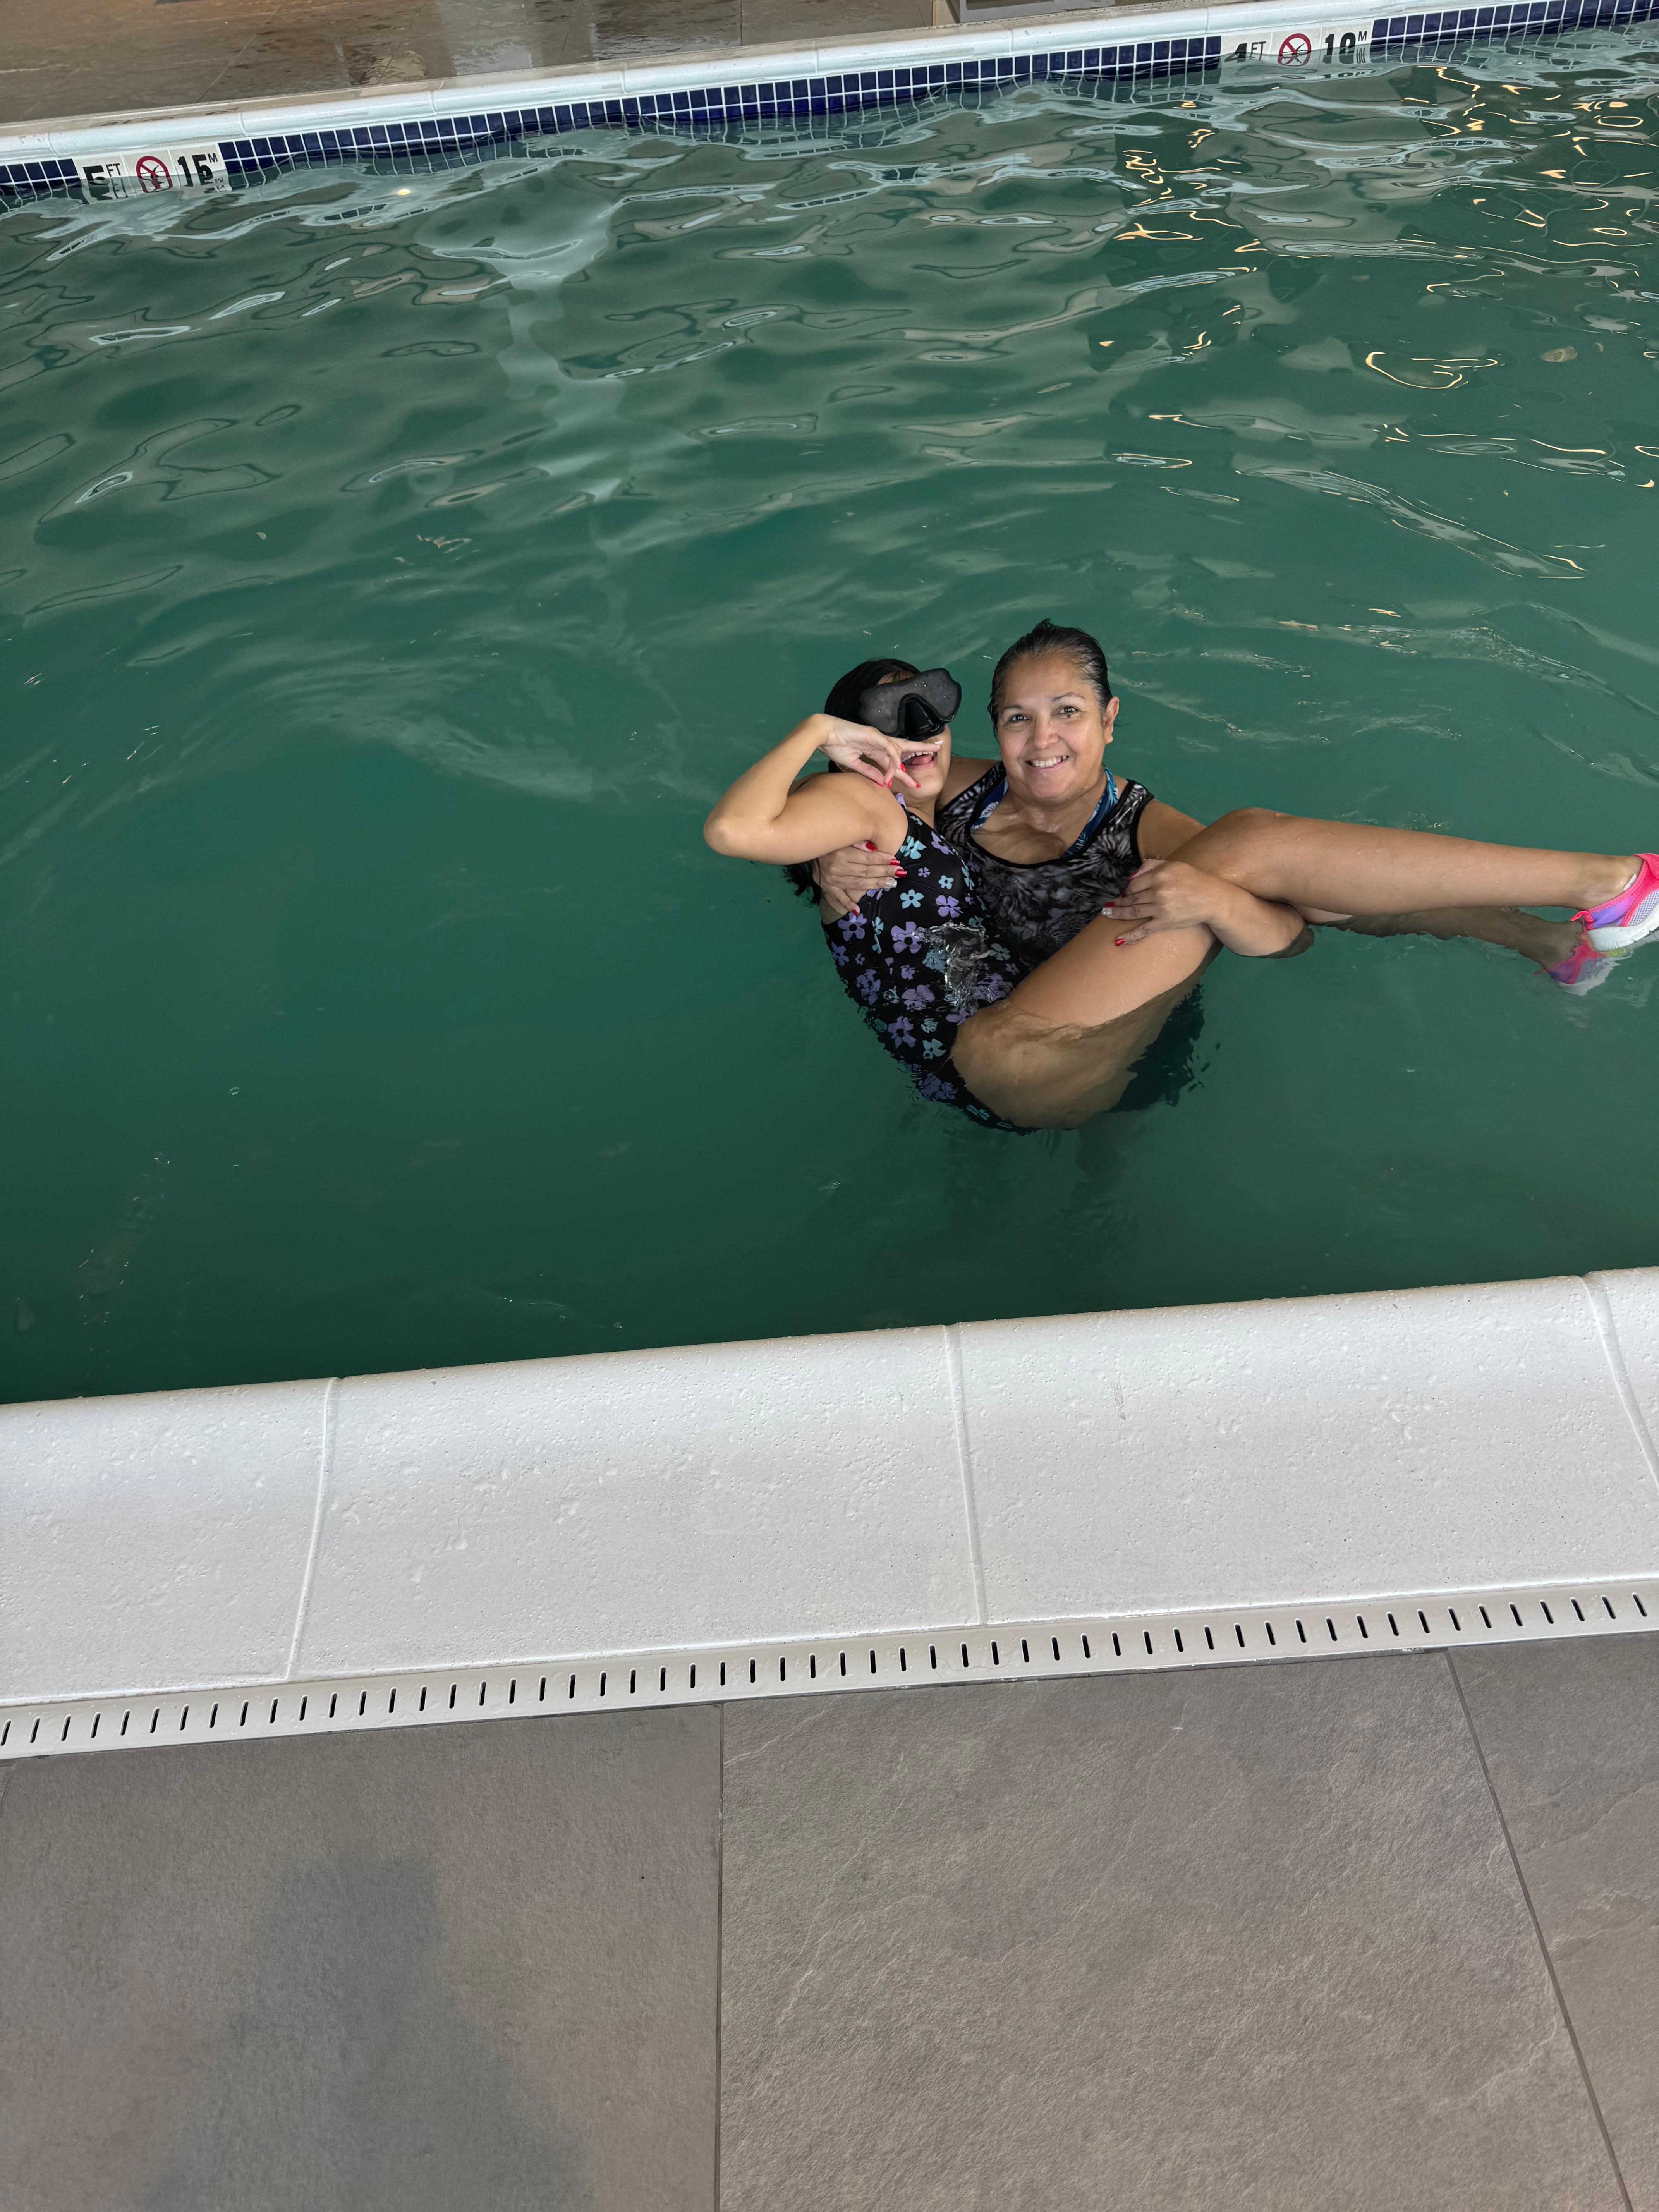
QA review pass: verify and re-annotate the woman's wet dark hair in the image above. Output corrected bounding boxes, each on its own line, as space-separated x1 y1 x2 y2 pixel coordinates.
989 619 1111 721
784 657 920 904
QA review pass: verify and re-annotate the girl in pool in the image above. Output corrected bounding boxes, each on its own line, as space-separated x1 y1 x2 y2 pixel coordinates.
705 656 1306 1131
815 620 1620 990
704 634 1659 1131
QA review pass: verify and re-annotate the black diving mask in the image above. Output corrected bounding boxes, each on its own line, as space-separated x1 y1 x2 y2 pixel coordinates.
858 667 962 742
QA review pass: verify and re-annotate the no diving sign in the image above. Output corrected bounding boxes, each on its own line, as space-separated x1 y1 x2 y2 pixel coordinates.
73 145 228 200
1226 19 1372 63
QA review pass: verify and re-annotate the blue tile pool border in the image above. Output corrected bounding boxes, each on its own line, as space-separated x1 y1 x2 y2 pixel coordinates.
211 40 1222 184
0 38 1226 202
2 0 1657 203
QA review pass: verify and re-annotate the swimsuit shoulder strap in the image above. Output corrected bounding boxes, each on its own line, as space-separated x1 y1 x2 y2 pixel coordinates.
1064 771 1120 856
973 771 1009 830
938 764 1003 832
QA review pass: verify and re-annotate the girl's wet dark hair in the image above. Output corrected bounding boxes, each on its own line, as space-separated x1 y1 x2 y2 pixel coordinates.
784 656 920 904
989 619 1111 721
823 656 919 723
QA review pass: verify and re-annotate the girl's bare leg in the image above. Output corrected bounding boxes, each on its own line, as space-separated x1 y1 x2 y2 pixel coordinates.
953 920 1215 1129
1328 906 1580 967
1178 809 1635 918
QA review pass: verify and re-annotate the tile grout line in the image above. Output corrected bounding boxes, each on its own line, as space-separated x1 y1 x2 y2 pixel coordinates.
284 1376 339 1681
1582 1274 1659 1503
1444 1650 1635 2212
944 1325 989 1626
713 1698 725 2212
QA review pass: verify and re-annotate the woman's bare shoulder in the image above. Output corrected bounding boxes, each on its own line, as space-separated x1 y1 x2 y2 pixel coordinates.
941 754 997 803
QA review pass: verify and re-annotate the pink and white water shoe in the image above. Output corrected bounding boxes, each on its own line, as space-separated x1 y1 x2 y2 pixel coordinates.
1546 938 1632 996
1542 854 1659 992
1577 853 1659 951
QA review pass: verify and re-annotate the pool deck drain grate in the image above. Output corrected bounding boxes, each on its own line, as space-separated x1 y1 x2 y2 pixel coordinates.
8 1577 1656 1761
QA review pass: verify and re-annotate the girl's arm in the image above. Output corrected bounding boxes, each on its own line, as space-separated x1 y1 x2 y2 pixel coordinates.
703 714 911 865
806 747 1000 915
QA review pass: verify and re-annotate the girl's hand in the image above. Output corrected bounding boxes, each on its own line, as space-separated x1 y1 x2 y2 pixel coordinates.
815 716 936 793
1103 858 1230 944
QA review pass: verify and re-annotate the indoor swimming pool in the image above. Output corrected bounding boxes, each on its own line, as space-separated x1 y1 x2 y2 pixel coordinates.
3 34 1658 1401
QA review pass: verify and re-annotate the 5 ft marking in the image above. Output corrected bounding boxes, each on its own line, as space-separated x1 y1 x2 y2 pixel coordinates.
74 146 227 199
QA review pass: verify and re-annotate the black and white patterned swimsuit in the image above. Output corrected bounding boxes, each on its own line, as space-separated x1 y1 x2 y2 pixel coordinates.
935 766 1154 966
822 807 1029 1132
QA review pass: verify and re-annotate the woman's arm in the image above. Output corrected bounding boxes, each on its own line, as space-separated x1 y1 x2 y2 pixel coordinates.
1106 858 1311 958
703 714 910 865
1130 801 1311 956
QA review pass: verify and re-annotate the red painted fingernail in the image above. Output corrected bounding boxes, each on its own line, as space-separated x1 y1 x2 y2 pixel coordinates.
1114 937 1125 946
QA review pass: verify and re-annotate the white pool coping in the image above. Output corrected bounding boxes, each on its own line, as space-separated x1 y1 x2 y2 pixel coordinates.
7 1268 1659 1759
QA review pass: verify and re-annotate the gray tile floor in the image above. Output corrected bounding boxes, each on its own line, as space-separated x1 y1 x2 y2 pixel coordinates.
3 1641 1655 2209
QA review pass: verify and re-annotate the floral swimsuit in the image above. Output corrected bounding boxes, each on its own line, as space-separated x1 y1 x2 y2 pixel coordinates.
822 807 1029 1132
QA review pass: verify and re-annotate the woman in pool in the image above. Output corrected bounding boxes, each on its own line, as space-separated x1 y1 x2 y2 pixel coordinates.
816 620 1613 991
704 635 1659 1130
705 659 1307 1130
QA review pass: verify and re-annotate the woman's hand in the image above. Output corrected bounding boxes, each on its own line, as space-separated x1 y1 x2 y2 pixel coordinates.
1105 858 1307 958
813 840 904 918
1104 859 1228 943
816 716 936 793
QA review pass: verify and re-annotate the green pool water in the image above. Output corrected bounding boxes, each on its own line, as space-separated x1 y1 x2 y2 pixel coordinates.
5 41 1659 1403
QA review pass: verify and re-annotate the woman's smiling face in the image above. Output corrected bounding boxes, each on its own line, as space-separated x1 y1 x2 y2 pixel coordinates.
993 651 1119 808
